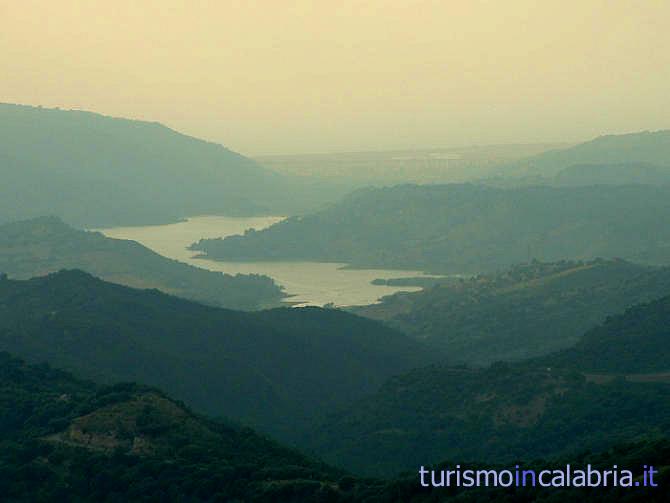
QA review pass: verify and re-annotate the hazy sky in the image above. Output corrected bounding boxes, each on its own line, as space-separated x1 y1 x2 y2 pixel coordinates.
2 1 669 154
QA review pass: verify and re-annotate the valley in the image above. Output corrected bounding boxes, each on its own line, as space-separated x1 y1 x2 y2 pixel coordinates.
99 215 433 307
2 104 670 503
4 4 670 500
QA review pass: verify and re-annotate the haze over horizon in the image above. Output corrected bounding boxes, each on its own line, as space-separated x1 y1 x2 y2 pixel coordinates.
2 0 669 155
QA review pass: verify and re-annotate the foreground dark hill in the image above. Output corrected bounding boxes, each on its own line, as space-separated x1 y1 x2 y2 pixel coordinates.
0 103 344 227
0 353 355 502
4 352 665 502
352 259 670 364
192 183 670 272
0 216 283 310
502 129 670 178
0 271 439 441
304 294 670 475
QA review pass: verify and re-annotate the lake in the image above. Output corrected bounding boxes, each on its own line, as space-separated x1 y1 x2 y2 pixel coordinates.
98 215 434 307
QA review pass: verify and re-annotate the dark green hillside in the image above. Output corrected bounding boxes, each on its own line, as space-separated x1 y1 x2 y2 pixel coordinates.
307 363 670 476
546 295 670 373
305 293 670 475
192 183 670 272
0 216 284 310
0 103 346 227
0 353 667 502
0 353 360 502
0 271 439 441
352 259 670 364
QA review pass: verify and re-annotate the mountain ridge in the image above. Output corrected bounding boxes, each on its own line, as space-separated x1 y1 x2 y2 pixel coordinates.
0 269 441 442
191 183 670 272
0 216 284 310
500 129 670 178
351 258 670 364
305 291 670 475
0 103 347 227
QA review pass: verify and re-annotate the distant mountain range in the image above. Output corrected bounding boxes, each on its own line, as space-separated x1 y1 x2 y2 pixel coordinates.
191 183 670 272
192 131 670 273
0 103 348 227
0 270 439 441
0 216 284 310
500 129 670 178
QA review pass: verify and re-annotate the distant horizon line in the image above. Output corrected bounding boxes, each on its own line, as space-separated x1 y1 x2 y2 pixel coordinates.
250 141 575 159
4 100 668 159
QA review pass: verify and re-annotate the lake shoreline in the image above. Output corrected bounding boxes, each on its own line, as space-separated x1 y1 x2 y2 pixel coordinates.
99 215 431 307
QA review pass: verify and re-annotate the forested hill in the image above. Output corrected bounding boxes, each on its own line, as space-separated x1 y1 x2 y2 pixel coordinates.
3 352 665 502
0 270 440 441
0 103 344 227
305 292 670 475
191 183 670 272
0 352 355 502
545 294 670 373
352 259 670 364
0 216 284 311
306 363 670 476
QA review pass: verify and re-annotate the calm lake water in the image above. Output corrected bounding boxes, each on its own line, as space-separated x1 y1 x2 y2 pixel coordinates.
99 215 432 307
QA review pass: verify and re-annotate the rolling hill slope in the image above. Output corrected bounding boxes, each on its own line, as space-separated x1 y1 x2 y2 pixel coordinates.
0 352 357 502
352 259 670 364
0 270 439 441
0 103 344 227
0 216 284 310
545 294 670 373
304 292 670 475
1 352 666 502
192 183 670 272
